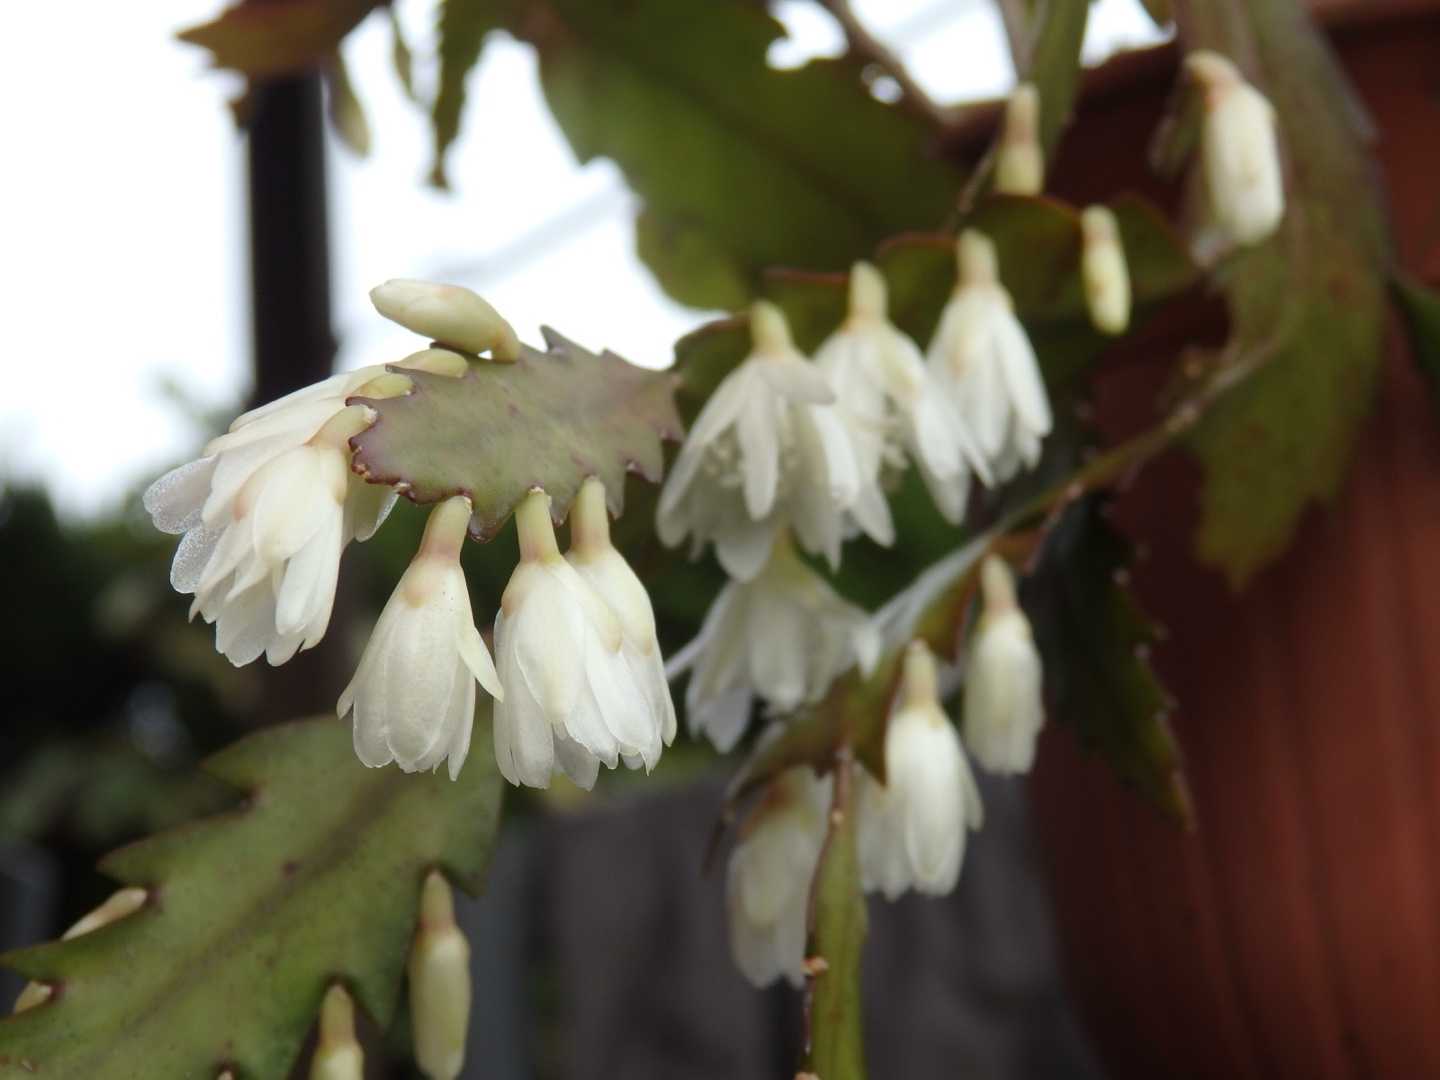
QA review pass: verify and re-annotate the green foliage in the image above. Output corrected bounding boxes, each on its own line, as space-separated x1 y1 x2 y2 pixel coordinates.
800 761 867 1080
1007 0 1092 154
178 0 380 80
430 0 962 308
0 715 503 1078
351 330 682 540
1392 274 1440 414
1026 497 1192 825
1178 1 1389 589
430 0 506 187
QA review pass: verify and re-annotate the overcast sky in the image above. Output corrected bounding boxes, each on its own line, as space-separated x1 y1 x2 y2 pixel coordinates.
0 0 1162 519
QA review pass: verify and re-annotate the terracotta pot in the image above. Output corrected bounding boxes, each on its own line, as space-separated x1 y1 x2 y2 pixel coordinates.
1024 9 1440 1078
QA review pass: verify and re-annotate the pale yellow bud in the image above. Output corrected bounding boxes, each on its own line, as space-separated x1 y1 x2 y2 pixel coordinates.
310 984 364 1080
749 300 795 355
14 887 147 1014
956 230 999 289
994 82 1044 196
370 279 520 361
408 872 471 1080
1080 206 1131 335
847 261 888 322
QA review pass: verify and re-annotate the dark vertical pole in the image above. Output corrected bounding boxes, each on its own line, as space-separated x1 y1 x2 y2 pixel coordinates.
245 74 347 718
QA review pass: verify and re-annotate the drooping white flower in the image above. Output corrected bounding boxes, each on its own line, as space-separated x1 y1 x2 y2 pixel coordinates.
565 475 677 751
311 984 364 1080
815 261 991 528
371 279 520 360
726 764 831 988
994 81 1044 196
963 555 1045 774
144 350 470 665
408 872 471 1080
856 640 983 900
493 489 665 789
339 495 502 780
927 230 1052 482
669 533 879 752
657 300 862 580
1080 205 1131 336
1186 50 1285 248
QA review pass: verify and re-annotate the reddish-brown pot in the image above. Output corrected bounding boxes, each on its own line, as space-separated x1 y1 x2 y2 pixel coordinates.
1023 9 1440 1078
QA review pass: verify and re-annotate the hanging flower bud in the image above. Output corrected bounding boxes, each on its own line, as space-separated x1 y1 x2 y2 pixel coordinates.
1186 50 1285 247
14 887 147 1013
493 489 664 789
565 476 677 751
856 641 982 900
726 764 831 988
669 533 879 752
340 495 502 780
1080 206 1131 335
994 82 1044 196
310 984 364 1080
963 555 1045 774
370 279 520 360
657 300 862 580
927 230 1052 482
408 872 471 1080
144 350 470 666
815 262 990 529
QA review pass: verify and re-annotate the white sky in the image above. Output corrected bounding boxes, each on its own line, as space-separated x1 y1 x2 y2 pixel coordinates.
0 0 1161 519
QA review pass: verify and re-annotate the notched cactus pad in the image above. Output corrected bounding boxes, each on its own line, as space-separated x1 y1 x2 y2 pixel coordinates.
351 328 683 539
0 715 503 1079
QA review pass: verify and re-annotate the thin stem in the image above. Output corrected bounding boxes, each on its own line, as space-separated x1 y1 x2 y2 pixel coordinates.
819 0 955 130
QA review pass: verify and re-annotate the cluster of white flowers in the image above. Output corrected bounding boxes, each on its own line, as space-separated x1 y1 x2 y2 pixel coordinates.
145 280 675 789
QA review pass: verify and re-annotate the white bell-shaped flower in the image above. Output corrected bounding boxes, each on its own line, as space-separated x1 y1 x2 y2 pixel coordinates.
493 489 664 789
669 533 879 752
963 555 1045 774
727 763 831 988
339 495 502 780
371 279 521 360
927 230 1053 482
1187 50 1285 248
565 475 677 750
815 262 990 528
1080 205 1131 336
857 640 983 900
994 82 1044 196
657 300 862 580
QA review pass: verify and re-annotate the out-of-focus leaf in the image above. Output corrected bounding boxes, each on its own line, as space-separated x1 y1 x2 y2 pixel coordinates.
1140 0 1174 29
0 714 503 1078
1176 1 1389 588
1392 274 1440 416
432 0 961 307
178 0 380 79
800 759 866 1080
350 329 682 539
430 0 506 187
1008 0 1092 154
390 5 417 102
325 53 371 156
1026 496 1192 824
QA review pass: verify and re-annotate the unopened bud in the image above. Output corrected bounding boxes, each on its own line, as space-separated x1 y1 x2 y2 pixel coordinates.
311 984 364 1080
394 346 471 378
994 82 1044 196
956 230 999 289
370 279 520 361
408 872 471 1080
749 300 795 355
964 556 1044 775
847 261 888 322
14 887 147 1014
1080 206 1131 335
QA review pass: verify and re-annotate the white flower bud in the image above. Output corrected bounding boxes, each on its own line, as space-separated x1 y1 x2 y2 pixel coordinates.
963 556 1045 774
408 872 471 1080
1186 50 1285 246
927 231 1052 482
670 534 879 752
857 642 982 899
494 489 663 788
310 984 364 1080
726 764 831 987
370 279 520 360
995 82 1044 196
14 887 147 1013
657 300 863 580
1080 205 1131 335
340 495 502 780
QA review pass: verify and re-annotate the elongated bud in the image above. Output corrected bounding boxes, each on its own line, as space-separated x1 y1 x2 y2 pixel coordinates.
956 230 999 289
14 887 147 1013
965 555 1044 774
370 279 521 361
409 872 471 1080
995 82 1044 196
848 261 888 322
394 346 471 378
1080 206 1131 335
311 984 364 1080
750 300 794 354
